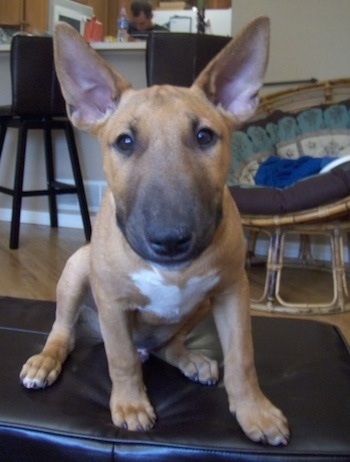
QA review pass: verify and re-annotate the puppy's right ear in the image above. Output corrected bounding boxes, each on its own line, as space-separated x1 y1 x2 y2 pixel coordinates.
194 17 270 124
54 23 131 133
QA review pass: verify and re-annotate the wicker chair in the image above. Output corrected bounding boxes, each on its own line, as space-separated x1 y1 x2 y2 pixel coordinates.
229 78 350 314
256 78 350 119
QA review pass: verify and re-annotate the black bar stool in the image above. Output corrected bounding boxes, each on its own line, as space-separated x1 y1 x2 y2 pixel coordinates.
146 32 231 87
0 35 92 249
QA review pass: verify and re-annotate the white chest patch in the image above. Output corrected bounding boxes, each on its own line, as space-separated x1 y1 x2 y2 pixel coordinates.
130 267 219 321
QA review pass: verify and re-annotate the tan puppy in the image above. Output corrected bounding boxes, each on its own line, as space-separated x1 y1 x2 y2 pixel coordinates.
20 18 289 446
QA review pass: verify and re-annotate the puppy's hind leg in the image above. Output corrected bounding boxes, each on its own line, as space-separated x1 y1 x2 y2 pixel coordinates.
20 245 91 389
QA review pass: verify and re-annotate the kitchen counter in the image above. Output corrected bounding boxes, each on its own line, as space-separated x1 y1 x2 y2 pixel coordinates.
0 40 146 53
92 41 146 51
0 40 147 92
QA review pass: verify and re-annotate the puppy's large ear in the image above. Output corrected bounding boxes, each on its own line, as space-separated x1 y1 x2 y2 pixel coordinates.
194 17 270 123
54 23 131 132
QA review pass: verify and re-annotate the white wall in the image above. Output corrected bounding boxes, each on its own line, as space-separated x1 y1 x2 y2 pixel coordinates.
232 0 350 83
153 8 232 36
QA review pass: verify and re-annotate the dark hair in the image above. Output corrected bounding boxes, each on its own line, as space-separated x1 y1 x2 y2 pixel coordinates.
130 0 153 18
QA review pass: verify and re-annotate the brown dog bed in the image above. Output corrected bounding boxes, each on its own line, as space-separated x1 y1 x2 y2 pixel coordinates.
1 296 350 461
230 162 350 215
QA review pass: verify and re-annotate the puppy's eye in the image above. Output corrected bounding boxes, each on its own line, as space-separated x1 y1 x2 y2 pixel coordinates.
196 128 217 148
114 133 135 155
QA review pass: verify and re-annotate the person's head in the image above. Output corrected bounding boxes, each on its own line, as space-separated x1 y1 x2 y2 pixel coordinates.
130 0 154 31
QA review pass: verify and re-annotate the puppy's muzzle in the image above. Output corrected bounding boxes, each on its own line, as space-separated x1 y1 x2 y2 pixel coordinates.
117 193 222 265
116 164 223 265
146 226 194 259
119 212 219 265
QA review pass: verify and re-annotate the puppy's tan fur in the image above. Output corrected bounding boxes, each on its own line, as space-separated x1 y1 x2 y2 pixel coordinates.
20 18 289 445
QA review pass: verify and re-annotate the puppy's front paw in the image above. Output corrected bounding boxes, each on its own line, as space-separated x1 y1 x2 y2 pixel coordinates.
178 352 219 385
20 353 62 389
235 397 289 446
111 395 156 431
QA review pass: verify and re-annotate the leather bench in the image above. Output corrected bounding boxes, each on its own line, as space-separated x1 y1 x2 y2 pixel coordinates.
0 296 349 461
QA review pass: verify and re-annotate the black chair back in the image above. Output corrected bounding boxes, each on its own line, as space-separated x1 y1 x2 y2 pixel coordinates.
146 32 231 87
10 35 66 116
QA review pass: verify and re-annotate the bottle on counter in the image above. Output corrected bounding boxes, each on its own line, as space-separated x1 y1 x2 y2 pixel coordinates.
117 6 129 42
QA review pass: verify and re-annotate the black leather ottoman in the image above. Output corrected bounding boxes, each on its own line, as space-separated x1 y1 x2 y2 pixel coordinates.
0 296 350 461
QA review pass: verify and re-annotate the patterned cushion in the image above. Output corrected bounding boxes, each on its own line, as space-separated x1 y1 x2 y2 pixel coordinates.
277 129 350 159
228 111 283 185
228 100 350 187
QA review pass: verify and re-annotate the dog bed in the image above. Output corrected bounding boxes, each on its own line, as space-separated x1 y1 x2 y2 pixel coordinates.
228 100 350 215
1 297 350 460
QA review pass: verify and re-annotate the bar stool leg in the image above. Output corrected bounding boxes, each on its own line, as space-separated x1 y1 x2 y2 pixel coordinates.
43 124 58 228
10 123 27 249
0 122 8 159
64 122 92 241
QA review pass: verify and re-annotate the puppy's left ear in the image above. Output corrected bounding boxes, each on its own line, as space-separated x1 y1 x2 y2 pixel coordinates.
194 17 270 123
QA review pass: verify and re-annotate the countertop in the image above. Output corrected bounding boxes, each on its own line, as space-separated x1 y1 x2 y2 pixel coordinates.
0 41 146 53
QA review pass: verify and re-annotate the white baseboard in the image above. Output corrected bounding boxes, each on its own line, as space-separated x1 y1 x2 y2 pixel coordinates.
0 179 105 229
1 209 344 264
0 207 89 229
0 177 348 264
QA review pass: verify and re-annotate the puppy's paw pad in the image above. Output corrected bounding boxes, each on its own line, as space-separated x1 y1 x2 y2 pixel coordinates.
180 353 219 385
19 354 62 389
21 376 47 389
236 399 290 446
112 401 156 432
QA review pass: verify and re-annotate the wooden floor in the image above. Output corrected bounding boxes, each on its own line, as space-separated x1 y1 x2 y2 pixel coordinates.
1 221 350 344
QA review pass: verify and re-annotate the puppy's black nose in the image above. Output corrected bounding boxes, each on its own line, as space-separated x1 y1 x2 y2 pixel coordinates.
148 230 193 258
